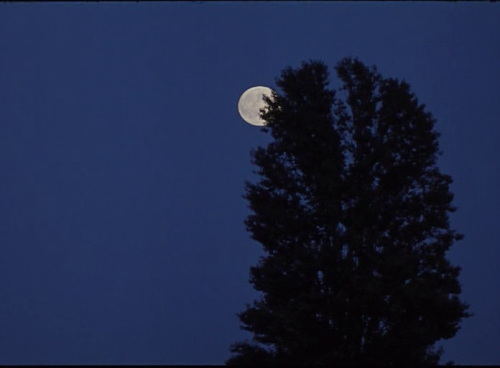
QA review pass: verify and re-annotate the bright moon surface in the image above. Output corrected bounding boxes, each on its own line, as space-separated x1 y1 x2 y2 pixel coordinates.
238 86 274 126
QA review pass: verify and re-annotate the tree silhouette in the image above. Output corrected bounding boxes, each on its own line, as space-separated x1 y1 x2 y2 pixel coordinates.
226 58 472 365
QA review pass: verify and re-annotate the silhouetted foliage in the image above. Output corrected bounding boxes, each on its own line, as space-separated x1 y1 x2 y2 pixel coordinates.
227 58 472 366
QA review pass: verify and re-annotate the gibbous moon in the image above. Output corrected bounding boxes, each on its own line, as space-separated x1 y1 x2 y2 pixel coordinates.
238 86 274 126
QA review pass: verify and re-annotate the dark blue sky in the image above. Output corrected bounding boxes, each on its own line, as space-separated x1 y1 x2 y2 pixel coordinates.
0 3 498 365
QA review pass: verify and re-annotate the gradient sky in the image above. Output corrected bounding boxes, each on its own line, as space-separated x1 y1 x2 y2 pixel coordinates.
0 3 498 365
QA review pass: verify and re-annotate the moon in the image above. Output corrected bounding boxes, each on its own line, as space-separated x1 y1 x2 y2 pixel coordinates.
238 86 274 126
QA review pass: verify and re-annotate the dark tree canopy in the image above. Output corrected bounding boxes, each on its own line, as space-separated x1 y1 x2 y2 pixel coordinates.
226 58 472 366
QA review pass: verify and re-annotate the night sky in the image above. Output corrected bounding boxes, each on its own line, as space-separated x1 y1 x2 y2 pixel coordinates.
1 3 499 365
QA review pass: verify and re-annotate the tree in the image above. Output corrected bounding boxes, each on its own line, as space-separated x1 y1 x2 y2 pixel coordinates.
226 58 472 366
